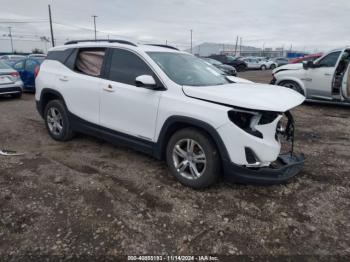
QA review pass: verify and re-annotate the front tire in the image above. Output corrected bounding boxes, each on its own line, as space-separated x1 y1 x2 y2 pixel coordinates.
270 64 276 69
166 128 220 189
44 100 75 141
237 64 246 72
279 80 305 95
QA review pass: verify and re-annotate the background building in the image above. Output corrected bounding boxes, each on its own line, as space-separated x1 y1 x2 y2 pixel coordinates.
186 42 307 58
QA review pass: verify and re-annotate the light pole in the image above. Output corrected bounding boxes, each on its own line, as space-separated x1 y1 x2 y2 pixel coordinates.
8 27 14 53
190 29 193 54
92 15 98 40
48 5 55 47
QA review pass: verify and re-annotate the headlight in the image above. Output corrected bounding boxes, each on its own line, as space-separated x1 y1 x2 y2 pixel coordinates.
228 109 280 139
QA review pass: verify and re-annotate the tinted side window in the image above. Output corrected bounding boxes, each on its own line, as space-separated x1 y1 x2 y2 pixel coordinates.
107 49 154 86
46 49 75 64
316 51 341 67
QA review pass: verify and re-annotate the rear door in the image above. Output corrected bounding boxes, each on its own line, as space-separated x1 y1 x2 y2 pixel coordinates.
304 51 342 99
23 59 39 87
250 58 260 69
99 48 162 141
56 47 105 125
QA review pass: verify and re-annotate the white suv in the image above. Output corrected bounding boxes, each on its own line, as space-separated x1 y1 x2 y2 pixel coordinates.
271 47 350 105
35 39 305 188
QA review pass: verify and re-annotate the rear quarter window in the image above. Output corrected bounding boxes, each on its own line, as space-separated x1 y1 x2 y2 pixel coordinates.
46 49 75 64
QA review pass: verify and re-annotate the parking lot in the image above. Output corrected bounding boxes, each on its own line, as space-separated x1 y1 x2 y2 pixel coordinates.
0 70 349 258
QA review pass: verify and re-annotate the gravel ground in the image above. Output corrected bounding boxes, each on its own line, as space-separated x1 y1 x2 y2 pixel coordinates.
0 70 349 260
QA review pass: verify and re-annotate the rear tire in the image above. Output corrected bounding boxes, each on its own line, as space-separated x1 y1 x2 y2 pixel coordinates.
279 80 305 95
44 100 75 141
166 128 220 189
260 65 267 71
237 64 246 72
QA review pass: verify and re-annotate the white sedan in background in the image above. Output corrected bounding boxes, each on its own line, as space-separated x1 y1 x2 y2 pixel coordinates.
242 57 278 70
0 60 23 98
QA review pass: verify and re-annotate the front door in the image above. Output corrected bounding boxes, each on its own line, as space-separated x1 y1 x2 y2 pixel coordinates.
305 51 342 99
341 63 350 101
99 48 162 141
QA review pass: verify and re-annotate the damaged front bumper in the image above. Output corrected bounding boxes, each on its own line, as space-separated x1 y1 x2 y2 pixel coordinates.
223 153 305 184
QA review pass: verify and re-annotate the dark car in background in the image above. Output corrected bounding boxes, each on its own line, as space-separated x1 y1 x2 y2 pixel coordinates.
273 57 289 67
202 57 237 76
10 57 44 92
207 54 247 71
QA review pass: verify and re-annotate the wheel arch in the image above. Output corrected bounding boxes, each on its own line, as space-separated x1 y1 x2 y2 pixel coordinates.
154 116 230 163
276 77 307 96
37 88 67 118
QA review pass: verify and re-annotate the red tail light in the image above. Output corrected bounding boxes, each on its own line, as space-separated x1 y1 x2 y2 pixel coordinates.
10 72 19 78
34 66 40 78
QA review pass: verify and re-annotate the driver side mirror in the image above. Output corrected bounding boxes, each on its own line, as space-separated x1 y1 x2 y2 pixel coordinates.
303 60 314 69
135 75 160 90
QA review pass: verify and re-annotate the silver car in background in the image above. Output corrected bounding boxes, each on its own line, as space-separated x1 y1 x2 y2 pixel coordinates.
0 61 23 98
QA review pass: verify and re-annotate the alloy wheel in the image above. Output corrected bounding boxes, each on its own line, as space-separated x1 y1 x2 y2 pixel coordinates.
172 138 207 180
47 107 63 136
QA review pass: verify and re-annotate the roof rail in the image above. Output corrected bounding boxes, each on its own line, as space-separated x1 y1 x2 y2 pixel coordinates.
145 44 179 51
64 39 137 47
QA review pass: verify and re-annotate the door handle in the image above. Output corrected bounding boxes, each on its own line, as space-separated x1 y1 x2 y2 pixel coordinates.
103 84 115 92
324 73 332 76
59 76 69 81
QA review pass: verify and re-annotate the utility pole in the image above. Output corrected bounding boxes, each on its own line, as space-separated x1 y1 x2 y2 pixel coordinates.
48 5 55 47
239 37 242 56
234 36 239 56
190 29 193 54
262 43 265 56
92 15 98 40
166 40 168 45
8 27 14 53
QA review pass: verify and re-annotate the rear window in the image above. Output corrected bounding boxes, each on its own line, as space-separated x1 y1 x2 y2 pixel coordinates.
47 49 75 64
0 61 11 69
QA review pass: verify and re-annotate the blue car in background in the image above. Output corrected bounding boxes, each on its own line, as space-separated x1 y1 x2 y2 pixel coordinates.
10 58 44 92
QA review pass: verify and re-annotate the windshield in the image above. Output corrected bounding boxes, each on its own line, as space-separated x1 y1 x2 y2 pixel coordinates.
147 52 230 86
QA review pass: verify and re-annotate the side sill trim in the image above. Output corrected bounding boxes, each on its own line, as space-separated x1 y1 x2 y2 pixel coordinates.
68 112 155 156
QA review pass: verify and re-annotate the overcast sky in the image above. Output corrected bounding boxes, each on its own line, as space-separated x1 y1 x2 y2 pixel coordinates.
0 0 349 53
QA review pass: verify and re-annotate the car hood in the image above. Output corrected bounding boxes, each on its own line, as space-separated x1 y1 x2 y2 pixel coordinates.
272 63 303 74
226 76 253 83
218 64 235 70
182 83 305 112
